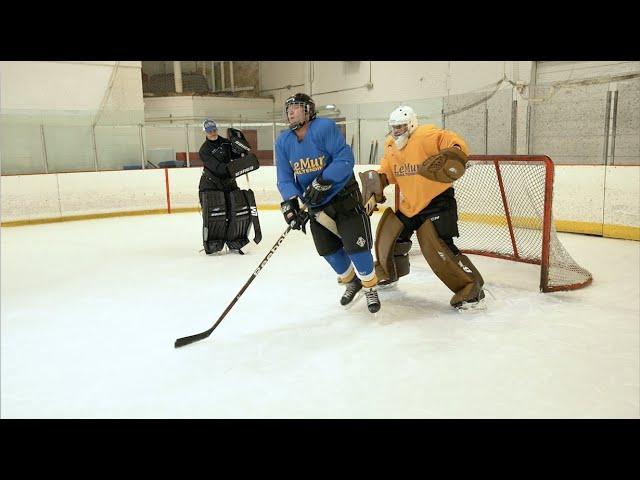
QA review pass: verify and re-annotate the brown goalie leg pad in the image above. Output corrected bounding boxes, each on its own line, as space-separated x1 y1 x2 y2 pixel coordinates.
374 208 405 282
374 261 387 281
394 240 412 278
415 220 481 305
449 254 484 306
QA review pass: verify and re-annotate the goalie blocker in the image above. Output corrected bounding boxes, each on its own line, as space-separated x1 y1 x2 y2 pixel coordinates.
226 128 261 178
227 153 260 178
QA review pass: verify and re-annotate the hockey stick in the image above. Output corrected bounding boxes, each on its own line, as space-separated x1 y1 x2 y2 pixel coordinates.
175 222 295 348
363 195 378 216
314 210 340 237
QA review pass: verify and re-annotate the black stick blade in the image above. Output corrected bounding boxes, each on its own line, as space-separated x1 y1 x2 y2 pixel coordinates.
174 330 213 348
174 225 295 350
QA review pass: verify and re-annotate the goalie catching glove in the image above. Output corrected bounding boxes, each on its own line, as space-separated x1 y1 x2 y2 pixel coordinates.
417 146 468 183
227 128 252 156
225 127 260 178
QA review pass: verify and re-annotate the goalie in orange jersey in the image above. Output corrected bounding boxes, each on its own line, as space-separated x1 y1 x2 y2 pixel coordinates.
359 106 485 311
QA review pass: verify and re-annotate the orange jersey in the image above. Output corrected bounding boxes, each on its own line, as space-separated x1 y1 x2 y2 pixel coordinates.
378 124 470 217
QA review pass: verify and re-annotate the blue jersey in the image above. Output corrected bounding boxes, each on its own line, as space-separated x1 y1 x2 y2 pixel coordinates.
275 117 354 208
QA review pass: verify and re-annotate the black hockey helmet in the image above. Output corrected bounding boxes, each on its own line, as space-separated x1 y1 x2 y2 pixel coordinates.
284 93 316 130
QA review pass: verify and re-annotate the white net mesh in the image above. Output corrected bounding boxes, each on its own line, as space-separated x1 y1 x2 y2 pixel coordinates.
406 156 593 292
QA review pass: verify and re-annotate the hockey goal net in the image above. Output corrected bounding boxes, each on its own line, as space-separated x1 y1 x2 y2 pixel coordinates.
398 155 593 292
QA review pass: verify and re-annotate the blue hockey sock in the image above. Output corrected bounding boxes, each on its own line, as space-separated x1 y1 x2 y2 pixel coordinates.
348 250 375 278
323 249 352 276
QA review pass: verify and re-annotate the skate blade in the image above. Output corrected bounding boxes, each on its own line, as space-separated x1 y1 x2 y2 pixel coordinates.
455 298 487 313
377 281 398 291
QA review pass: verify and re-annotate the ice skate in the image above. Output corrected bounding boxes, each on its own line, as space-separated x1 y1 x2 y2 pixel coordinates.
453 289 486 312
364 286 381 313
204 239 225 255
377 277 399 290
340 277 363 308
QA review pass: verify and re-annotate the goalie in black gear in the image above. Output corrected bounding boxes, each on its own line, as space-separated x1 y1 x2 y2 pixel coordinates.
198 120 262 255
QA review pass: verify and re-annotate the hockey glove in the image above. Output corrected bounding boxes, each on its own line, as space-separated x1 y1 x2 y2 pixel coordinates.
418 147 468 183
227 153 260 178
227 128 252 156
303 175 333 206
280 198 309 233
358 170 388 215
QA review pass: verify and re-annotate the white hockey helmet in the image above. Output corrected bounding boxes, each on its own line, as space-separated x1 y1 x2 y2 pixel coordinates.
388 106 418 135
388 106 417 149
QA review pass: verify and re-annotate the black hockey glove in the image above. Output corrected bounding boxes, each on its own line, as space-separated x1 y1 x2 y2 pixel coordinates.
303 175 333 206
227 128 252 156
227 153 260 178
280 198 309 233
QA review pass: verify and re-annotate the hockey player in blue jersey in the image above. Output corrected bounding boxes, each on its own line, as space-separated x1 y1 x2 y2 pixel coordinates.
276 93 380 313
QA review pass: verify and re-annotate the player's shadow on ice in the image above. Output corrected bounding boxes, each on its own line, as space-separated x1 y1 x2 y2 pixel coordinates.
373 287 456 324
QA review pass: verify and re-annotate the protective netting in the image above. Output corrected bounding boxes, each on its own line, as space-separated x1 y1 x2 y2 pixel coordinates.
407 156 593 292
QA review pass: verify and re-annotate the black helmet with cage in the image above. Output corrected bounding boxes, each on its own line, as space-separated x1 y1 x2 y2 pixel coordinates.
284 93 316 130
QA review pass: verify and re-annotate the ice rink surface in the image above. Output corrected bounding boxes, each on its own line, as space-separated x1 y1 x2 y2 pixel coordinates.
1 210 638 418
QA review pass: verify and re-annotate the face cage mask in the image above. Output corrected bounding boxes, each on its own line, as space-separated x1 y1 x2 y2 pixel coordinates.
284 102 310 130
389 124 410 150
